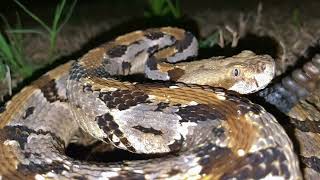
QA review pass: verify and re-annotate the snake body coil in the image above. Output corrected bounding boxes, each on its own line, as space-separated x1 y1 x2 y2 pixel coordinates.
0 27 302 179
259 54 320 113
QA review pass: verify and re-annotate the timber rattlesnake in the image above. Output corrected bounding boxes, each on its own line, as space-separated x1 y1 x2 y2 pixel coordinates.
2 27 319 179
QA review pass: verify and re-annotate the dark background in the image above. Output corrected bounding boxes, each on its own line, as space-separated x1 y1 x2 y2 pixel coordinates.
1 0 317 27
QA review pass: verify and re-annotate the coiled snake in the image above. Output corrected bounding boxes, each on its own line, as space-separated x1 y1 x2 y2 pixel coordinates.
2 27 319 179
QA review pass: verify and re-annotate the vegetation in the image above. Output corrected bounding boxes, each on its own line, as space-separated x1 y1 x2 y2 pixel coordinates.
144 0 182 19
14 0 77 61
199 31 220 48
0 0 77 81
292 8 301 30
0 14 33 80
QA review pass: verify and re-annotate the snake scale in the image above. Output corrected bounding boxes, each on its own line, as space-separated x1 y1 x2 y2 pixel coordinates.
0 27 319 179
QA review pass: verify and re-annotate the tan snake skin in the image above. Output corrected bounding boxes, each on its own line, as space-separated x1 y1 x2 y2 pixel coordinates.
0 27 302 179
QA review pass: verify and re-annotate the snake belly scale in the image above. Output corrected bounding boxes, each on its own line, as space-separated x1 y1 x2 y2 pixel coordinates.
0 27 301 179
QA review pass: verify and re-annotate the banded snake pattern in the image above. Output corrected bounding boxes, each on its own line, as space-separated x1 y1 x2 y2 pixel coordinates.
0 27 319 179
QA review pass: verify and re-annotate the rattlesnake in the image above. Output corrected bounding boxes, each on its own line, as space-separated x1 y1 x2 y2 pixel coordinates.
1 27 319 179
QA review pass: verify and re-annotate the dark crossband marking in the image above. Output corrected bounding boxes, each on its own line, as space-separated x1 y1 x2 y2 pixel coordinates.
168 135 184 152
167 68 185 81
1 125 64 150
89 66 110 78
122 62 132 74
145 30 164 40
0 105 6 113
154 102 170 111
212 127 225 137
17 160 69 176
98 90 149 111
301 156 320 173
39 79 61 103
132 125 163 135
96 113 135 152
220 148 290 179
290 117 320 133
23 106 35 119
69 63 87 80
107 45 128 58
177 104 225 123
175 32 195 52
146 56 158 70
147 45 159 54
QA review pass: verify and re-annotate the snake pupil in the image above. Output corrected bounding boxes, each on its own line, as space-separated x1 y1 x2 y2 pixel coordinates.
233 68 240 77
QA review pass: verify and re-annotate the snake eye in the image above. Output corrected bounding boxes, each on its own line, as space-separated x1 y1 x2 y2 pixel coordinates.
232 68 240 77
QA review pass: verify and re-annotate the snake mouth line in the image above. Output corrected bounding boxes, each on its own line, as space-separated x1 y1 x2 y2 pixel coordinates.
254 78 259 89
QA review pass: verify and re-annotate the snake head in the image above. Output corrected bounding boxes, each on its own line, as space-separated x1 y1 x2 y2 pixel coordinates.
227 50 275 94
175 50 275 94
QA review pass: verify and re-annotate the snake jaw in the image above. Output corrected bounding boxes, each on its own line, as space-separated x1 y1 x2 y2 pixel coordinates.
253 70 274 92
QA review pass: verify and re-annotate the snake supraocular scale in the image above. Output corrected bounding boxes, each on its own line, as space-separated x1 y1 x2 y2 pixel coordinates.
0 27 302 179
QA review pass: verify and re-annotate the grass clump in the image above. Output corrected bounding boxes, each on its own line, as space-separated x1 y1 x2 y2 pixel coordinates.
0 0 77 82
0 14 33 81
14 0 77 61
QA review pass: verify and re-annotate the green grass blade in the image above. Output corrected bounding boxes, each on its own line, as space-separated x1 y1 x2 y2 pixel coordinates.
148 0 167 16
0 45 20 73
165 0 181 18
6 14 26 68
0 33 14 61
13 0 51 32
0 14 12 31
52 0 66 31
175 0 181 17
0 0 77 80
0 17 33 78
161 6 170 16
12 13 23 49
157 0 166 15
292 8 301 29
0 15 18 61
0 63 5 79
57 0 77 32
7 29 45 35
